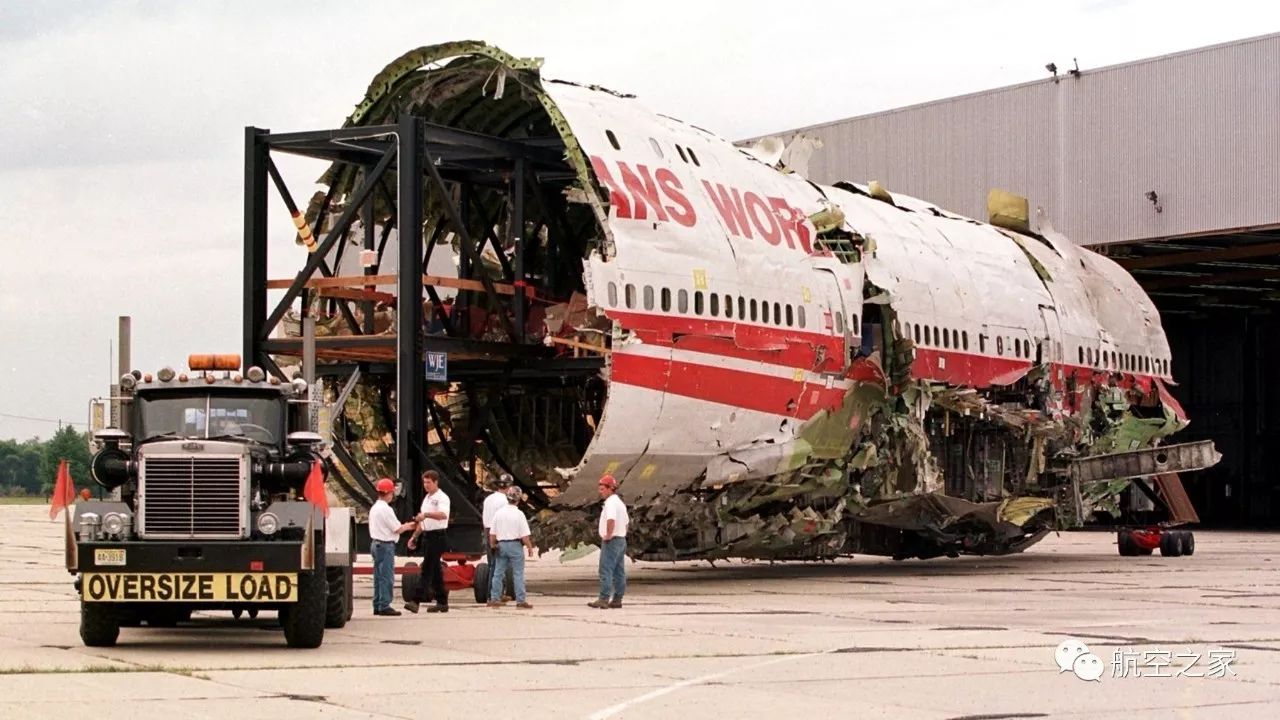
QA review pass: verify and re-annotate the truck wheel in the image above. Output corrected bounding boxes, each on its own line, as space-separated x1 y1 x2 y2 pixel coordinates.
81 603 120 647
281 569 327 649
325 566 351 629
1159 530 1184 557
473 562 490 604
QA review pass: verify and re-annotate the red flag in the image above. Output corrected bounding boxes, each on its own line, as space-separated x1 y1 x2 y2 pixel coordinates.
50 459 76 520
303 460 329 517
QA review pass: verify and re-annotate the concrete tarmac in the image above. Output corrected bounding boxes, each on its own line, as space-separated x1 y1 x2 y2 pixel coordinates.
2 504 1277 719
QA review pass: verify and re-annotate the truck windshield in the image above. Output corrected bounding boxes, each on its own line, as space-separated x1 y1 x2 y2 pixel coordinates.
136 393 284 444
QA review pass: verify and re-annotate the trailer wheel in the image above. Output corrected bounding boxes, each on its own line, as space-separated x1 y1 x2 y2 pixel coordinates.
80 603 120 647
1117 530 1139 556
1180 531 1195 556
473 562 490 604
1159 530 1184 557
401 561 419 603
325 566 352 629
281 568 327 649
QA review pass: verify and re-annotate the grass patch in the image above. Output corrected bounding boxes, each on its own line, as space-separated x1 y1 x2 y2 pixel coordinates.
0 497 49 505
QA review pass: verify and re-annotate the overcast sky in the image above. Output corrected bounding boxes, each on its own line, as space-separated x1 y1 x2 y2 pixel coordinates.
1 0 1276 440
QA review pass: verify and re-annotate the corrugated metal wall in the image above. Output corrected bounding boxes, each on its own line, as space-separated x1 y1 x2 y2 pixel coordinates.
773 33 1280 246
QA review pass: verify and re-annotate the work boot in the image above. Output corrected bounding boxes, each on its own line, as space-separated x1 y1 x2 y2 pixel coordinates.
486 601 504 608
427 605 449 613
608 600 623 609
502 594 514 602
375 608 402 616
587 599 610 609
403 601 419 614
516 602 533 609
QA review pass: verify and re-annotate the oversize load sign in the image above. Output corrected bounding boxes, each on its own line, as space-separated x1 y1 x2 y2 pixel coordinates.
81 573 296 602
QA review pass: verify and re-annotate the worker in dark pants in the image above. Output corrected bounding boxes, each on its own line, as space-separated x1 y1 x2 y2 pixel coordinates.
406 470 451 614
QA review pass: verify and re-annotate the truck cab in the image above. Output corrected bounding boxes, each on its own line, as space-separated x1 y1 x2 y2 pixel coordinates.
72 355 353 648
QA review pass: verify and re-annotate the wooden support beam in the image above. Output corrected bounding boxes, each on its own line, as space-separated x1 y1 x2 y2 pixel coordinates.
266 273 535 297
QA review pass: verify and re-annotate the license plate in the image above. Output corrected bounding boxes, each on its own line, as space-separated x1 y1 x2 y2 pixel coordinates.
94 549 126 566
81 573 297 603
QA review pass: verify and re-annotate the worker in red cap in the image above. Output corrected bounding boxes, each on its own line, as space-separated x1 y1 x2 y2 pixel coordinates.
368 478 416 616
588 474 629 609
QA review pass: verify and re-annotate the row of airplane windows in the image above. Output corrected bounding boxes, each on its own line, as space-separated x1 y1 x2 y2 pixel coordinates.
605 281 861 334
901 321 1035 359
605 129 702 167
899 320 1168 375
1079 346 1168 376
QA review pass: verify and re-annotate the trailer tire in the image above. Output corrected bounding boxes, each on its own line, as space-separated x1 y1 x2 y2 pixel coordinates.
325 566 352 628
281 568 327 649
1117 530 1139 557
473 562 490 604
1159 530 1184 557
401 561 419 603
1180 531 1195 556
80 603 120 647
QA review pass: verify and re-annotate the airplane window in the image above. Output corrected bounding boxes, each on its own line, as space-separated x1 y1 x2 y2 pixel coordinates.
676 145 688 163
750 299 758 321
996 336 1004 356
943 329 950 349
606 130 621 151
786 305 794 327
913 324 921 344
649 138 664 158
762 301 770 324
773 302 782 325
661 288 671 312
725 295 734 319
797 305 806 328
738 296 746 319
694 291 705 316
607 282 618 307
678 289 688 313
962 330 969 351
710 293 720 317
1078 347 1084 364
624 283 636 309
643 285 654 311
834 312 842 334
689 148 701 166
979 335 986 353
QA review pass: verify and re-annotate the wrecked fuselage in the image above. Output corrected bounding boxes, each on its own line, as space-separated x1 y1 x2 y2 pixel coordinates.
295 42 1212 562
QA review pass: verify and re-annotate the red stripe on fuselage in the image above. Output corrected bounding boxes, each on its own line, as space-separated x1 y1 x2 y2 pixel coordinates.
610 352 848 420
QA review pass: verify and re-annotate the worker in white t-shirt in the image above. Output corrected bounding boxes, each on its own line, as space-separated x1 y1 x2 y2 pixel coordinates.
588 474 629 609
368 478 416 616
406 470 451 613
482 473 516 602
487 486 535 609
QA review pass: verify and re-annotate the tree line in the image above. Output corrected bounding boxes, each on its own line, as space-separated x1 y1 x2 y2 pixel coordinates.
0 426 93 497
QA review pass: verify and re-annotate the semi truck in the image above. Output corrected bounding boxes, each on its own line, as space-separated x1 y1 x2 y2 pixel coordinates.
70 354 354 648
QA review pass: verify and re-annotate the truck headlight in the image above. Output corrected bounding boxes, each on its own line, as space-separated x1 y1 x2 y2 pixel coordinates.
101 512 125 538
79 512 101 541
257 512 280 536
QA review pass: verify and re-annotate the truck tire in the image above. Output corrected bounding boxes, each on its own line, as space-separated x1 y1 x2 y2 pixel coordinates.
401 561 419 603
1117 530 1138 556
1159 530 1184 557
81 603 120 647
281 568 327 648
325 566 351 628
473 562 490 604
1180 530 1195 556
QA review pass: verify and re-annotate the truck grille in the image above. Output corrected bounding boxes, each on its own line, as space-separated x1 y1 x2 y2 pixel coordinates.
139 456 246 539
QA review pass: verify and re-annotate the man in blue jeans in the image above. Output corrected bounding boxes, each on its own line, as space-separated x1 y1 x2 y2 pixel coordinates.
368 478 416 616
588 474 629 609
487 486 534 609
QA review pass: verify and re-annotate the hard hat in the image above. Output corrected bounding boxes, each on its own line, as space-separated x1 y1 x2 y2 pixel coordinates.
598 474 618 489
506 486 522 502
375 478 395 494
496 473 514 487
